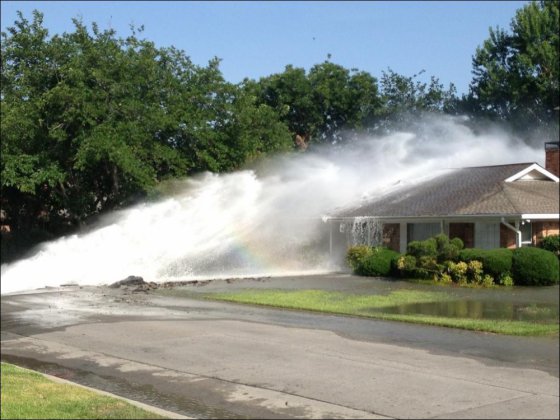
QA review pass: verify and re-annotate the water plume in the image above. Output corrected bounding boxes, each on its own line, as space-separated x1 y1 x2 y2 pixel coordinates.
0 115 544 294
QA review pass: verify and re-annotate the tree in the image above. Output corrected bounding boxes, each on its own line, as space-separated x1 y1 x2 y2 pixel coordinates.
254 62 381 147
308 62 380 144
376 68 458 132
1 10 295 262
223 79 293 168
255 65 320 149
1 12 195 233
466 0 559 138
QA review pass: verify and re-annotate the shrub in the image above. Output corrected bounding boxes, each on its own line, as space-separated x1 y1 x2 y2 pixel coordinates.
539 234 560 256
394 255 417 277
482 274 495 288
447 261 468 284
467 260 484 284
407 238 437 259
450 237 464 252
458 248 513 278
499 273 514 286
434 234 464 262
418 256 438 270
346 246 372 271
396 255 417 272
407 234 463 263
438 273 453 284
411 267 433 279
353 247 401 277
511 247 560 286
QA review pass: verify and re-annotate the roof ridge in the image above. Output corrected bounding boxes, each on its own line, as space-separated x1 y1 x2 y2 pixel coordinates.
448 162 536 170
499 182 522 214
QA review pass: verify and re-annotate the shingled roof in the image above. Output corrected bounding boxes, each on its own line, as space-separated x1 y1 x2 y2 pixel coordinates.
333 163 559 219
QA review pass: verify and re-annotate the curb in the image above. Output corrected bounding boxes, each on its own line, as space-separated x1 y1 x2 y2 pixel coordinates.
18 365 192 419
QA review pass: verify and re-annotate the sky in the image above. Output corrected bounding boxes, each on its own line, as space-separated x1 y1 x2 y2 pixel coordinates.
1 1 528 96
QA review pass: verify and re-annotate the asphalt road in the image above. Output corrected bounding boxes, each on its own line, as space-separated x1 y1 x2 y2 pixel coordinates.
1 275 559 419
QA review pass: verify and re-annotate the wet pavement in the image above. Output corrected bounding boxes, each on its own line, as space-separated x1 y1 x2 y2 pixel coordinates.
1 274 559 419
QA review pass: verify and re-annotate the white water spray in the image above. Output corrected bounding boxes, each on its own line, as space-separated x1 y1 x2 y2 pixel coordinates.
0 116 545 294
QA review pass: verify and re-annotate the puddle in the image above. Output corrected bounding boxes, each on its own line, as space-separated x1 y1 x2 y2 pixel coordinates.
1 355 246 419
158 274 560 302
158 275 559 324
375 300 559 323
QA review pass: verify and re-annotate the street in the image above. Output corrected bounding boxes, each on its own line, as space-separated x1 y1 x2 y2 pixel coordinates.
1 276 558 419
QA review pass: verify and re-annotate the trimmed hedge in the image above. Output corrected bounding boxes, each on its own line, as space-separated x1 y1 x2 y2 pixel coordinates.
511 247 560 286
458 248 513 278
351 247 400 277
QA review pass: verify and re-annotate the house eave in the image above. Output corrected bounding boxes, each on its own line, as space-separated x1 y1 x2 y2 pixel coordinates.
324 213 559 223
521 213 560 220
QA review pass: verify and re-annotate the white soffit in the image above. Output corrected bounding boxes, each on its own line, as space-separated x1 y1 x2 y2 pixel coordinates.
504 163 560 182
521 214 560 220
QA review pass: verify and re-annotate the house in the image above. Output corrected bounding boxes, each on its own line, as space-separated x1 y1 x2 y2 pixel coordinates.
325 142 560 260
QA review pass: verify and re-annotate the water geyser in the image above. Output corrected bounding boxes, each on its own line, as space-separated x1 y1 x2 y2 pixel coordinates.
0 116 544 294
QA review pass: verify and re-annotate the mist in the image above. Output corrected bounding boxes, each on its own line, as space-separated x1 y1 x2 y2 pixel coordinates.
0 115 545 294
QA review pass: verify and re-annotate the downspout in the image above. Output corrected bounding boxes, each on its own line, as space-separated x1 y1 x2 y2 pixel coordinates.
501 217 522 248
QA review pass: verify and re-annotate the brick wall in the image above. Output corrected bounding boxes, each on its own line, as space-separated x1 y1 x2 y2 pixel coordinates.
532 221 560 245
545 145 559 176
500 223 517 249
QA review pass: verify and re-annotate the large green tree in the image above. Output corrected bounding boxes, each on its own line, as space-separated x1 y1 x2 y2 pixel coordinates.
1 12 192 236
1 11 292 261
254 61 381 147
308 62 380 144
465 0 559 137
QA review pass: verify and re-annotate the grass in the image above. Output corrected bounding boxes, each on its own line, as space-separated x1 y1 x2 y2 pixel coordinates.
0 362 167 419
202 289 559 336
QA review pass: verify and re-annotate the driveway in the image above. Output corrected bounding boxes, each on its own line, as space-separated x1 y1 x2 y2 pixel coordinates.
1 275 558 419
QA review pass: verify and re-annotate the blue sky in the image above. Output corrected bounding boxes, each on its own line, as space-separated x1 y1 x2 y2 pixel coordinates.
1 1 527 95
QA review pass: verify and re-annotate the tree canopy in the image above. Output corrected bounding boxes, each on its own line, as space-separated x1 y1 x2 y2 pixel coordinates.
466 0 559 137
0 11 292 258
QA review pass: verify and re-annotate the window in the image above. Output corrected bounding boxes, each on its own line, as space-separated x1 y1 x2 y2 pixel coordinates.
407 223 441 242
474 222 500 249
520 221 532 246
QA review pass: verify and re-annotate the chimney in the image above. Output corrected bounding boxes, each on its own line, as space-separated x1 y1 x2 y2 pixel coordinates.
545 142 559 177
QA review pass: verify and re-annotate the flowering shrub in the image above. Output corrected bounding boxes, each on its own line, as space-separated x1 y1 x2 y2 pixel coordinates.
482 274 495 287
499 274 514 286
467 260 484 284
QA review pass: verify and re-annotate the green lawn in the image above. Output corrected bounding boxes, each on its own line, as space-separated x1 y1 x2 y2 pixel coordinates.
202 289 559 336
0 362 167 419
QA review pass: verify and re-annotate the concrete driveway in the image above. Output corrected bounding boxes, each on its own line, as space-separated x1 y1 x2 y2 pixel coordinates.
1 276 558 419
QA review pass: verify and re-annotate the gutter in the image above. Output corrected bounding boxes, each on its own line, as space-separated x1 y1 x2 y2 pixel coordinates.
501 217 522 248
324 214 523 223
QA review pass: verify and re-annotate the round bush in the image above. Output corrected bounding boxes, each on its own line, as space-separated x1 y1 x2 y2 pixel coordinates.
458 248 513 278
346 245 372 271
511 247 560 286
355 247 400 277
